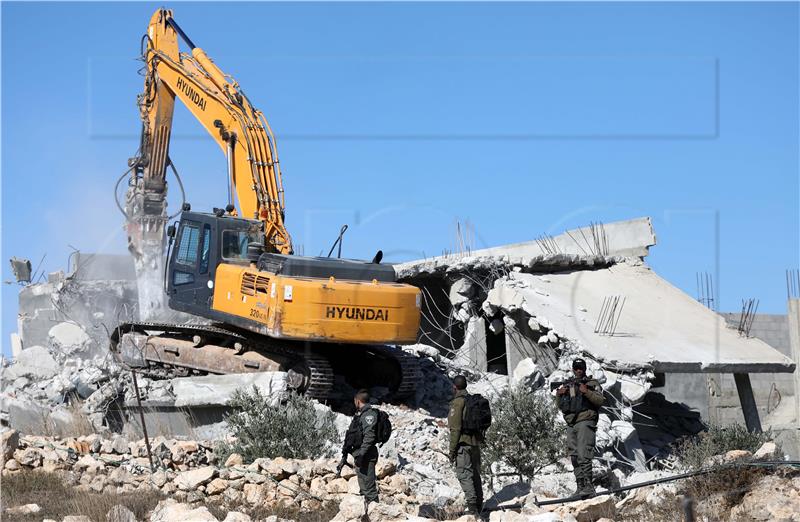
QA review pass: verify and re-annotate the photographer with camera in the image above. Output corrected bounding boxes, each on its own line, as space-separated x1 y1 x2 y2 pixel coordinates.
555 358 605 497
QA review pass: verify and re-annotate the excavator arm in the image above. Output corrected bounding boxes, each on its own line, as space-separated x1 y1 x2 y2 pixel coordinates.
126 8 292 266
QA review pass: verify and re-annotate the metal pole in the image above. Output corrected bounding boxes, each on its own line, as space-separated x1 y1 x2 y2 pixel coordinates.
131 369 156 473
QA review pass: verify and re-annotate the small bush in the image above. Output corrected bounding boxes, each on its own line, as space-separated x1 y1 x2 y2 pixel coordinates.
675 423 772 470
222 386 339 462
482 387 565 481
672 422 774 519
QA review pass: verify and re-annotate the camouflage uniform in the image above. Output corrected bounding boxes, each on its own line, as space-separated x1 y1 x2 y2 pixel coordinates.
558 377 605 494
350 403 379 503
448 389 483 512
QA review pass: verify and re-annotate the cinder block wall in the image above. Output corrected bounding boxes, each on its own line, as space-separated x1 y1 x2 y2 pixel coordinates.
661 312 797 456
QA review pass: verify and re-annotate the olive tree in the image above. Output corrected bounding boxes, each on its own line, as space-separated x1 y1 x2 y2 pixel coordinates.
482 387 566 481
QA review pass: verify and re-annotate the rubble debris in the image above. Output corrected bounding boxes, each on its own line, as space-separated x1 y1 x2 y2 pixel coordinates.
9 256 32 283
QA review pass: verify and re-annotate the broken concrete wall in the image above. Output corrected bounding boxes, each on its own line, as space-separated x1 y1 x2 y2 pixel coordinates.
17 254 139 355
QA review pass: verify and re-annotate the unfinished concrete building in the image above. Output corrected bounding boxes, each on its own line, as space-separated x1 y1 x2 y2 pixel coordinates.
397 217 799 458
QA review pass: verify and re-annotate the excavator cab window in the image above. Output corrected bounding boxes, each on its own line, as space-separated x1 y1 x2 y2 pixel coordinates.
176 223 200 266
199 225 212 274
222 229 259 261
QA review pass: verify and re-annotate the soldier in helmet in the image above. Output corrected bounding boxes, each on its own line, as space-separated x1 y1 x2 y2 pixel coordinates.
555 358 605 496
448 375 484 515
349 388 379 504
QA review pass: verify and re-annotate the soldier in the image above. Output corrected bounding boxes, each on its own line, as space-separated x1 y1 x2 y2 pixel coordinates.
555 358 605 496
349 388 379 504
448 375 483 515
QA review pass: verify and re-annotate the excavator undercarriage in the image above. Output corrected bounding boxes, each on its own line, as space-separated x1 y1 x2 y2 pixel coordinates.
111 322 422 402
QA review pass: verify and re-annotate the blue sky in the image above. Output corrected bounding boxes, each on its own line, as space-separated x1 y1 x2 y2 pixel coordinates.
2 2 798 356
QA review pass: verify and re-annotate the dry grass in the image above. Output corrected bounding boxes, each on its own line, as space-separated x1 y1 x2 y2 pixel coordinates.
1 470 341 522
682 467 766 520
1 470 163 521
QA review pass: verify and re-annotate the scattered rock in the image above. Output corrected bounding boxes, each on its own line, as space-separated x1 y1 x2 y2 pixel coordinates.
150 499 219 522
106 504 137 522
6 504 42 515
753 441 781 461
175 466 217 490
511 358 545 390
729 474 800 521
1 428 20 462
336 494 367 520
5 346 59 379
224 453 243 467
558 495 615 522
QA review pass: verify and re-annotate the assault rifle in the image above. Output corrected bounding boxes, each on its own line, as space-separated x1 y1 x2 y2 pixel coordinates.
550 376 589 391
336 419 361 477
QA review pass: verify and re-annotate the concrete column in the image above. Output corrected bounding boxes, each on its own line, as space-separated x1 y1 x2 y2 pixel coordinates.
453 317 487 371
734 373 762 433
788 299 800 430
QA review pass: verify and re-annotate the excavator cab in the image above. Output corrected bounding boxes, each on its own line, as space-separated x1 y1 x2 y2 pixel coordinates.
167 211 261 316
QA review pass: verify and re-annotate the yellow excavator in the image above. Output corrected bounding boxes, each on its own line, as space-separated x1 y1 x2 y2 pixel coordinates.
112 8 421 400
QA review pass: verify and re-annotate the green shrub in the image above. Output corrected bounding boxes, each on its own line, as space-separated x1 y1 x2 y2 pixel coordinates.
675 423 773 470
221 386 339 462
482 387 566 480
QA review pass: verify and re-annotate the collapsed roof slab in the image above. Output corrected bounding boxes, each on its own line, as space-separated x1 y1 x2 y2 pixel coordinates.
501 264 795 374
395 217 656 279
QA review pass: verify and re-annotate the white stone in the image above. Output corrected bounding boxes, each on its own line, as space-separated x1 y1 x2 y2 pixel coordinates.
5 346 58 379
511 358 545 391
49 322 91 350
6 504 42 515
753 441 781 460
224 453 244 467
175 466 217 490
338 494 367 519
150 499 219 522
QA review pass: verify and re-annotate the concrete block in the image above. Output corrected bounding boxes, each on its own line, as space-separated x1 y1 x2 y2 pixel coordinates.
511 358 545 391
4 345 58 380
48 322 91 351
9 333 22 358
453 317 487 371
172 372 288 408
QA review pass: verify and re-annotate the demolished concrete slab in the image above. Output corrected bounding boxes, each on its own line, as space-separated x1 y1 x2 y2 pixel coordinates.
491 267 794 373
396 217 656 279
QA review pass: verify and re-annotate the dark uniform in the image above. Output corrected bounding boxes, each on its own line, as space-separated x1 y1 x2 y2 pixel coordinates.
557 376 605 495
349 403 379 503
448 389 483 512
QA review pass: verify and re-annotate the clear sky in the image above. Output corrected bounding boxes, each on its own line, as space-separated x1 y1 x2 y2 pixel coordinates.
2 2 798 357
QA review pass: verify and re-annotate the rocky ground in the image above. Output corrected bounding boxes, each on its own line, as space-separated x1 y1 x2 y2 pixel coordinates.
1 428 799 521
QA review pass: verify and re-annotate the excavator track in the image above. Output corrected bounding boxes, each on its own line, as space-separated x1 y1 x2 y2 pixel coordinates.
110 322 419 402
371 345 422 400
110 322 335 400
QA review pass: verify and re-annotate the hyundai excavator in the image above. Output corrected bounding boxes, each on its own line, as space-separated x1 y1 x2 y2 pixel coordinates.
111 8 421 400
